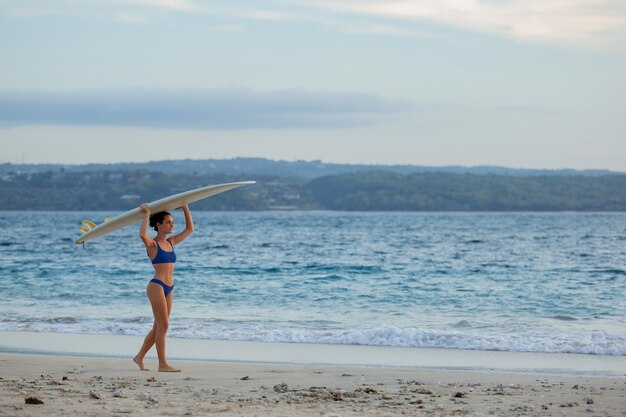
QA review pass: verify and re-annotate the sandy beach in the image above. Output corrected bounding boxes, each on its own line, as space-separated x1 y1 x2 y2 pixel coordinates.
1 352 624 417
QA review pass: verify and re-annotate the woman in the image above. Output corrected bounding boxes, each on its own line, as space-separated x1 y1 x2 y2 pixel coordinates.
133 202 194 372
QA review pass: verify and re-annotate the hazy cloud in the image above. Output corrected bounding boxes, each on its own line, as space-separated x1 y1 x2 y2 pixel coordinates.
112 0 204 12
8 1 624 48
0 89 408 130
293 0 626 49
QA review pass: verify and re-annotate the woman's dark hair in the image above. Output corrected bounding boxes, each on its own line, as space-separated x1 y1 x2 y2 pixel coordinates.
149 211 172 231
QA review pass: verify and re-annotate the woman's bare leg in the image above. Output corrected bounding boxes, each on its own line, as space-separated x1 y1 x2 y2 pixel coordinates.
158 290 178 372
134 284 160 370
134 326 156 370
133 284 178 372
145 284 179 372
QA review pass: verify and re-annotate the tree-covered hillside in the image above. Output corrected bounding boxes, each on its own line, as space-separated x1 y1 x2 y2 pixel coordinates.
306 171 626 211
1 169 625 211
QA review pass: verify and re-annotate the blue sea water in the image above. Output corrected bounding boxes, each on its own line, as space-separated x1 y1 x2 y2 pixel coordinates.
0 211 625 356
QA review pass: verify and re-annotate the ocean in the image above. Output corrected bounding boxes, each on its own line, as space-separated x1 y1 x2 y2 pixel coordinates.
1 211 625 357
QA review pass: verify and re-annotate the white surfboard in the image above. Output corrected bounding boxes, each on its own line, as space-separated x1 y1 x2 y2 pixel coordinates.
75 181 255 244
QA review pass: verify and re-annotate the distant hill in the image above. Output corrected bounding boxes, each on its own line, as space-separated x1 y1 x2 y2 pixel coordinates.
307 171 626 211
0 157 620 179
1 167 625 211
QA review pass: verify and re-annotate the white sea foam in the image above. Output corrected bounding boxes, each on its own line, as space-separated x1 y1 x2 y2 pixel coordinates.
1 321 624 356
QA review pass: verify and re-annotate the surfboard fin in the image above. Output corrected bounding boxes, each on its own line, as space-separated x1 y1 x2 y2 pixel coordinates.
79 226 90 233
82 220 97 229
104 218 112 222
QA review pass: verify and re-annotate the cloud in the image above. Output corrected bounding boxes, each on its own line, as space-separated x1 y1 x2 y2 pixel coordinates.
113 0 204 12
5 0 622 49
293 0 626 49
0 89 408 130
3 0 204 21
329 22 432 38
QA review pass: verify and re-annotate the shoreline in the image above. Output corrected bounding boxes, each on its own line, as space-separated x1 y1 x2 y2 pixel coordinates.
1 353 625 417
2 331 625 377
1 332 625 416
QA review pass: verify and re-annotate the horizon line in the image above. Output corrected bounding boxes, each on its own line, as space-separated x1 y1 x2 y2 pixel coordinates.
0 157 624 174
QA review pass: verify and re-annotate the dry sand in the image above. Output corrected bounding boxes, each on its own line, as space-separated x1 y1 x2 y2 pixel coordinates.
1 354 625 416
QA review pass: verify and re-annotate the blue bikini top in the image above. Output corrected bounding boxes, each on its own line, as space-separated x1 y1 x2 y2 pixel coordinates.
150 240 177 264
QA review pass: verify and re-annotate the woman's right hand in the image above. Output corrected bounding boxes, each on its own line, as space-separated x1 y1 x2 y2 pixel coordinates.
139 203 150 216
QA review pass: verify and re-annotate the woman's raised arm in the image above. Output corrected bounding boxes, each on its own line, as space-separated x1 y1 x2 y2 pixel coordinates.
170 203 194 245
139 203 154 247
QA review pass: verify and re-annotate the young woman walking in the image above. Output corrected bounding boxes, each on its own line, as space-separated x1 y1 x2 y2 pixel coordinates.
133 203 194 372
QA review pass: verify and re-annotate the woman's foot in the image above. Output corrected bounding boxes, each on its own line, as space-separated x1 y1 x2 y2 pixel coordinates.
158 365 181 373
133 356 149 371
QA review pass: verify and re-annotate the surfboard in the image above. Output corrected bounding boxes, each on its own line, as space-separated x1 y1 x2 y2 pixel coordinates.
75 181 255 244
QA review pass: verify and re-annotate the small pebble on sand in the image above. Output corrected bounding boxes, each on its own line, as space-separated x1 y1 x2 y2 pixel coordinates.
25 396 44 405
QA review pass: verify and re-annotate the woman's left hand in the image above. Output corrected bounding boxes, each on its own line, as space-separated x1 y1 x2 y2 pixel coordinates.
139 203 150 215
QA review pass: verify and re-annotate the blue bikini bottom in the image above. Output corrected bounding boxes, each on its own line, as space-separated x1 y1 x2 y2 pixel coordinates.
150 278 174 297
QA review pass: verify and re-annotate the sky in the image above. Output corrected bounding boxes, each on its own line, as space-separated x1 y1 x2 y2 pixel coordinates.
1 0 625 170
